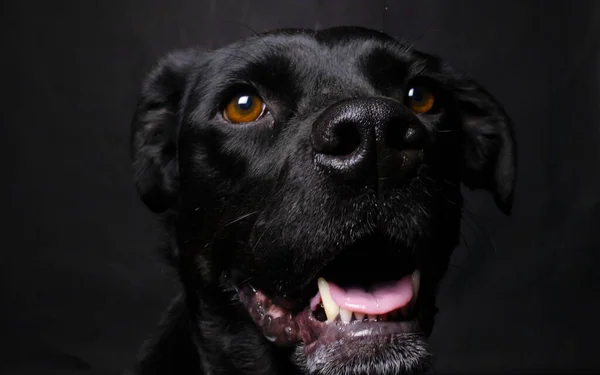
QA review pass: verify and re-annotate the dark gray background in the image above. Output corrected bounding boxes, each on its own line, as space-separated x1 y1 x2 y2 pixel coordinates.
2 1 599 374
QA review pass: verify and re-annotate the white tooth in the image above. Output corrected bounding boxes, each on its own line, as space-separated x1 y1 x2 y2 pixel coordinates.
354 312 365 321
339 308 352 323
412 270 421 297
317 277 339 323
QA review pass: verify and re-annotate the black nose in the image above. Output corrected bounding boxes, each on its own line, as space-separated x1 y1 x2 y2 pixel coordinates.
311 97 426 185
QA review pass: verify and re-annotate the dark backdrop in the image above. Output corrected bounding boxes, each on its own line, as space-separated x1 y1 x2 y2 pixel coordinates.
2 1 599 374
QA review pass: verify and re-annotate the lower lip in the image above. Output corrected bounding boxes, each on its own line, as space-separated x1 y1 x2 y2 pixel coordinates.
302 318 419 355
238 286 420 353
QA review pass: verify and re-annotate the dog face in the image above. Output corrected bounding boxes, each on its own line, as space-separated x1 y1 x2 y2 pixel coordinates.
131 27 515 375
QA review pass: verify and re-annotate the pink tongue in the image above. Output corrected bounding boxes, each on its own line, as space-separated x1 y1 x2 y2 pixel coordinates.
327 275 414 315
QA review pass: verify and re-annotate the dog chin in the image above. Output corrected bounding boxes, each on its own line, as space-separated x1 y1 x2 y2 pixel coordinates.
292 333 432 375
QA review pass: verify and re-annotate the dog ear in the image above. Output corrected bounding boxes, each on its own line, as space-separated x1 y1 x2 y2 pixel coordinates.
130 50 201 213
450 75 517 215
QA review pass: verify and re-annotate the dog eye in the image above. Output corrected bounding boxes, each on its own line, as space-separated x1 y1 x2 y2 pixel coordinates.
406 86 435 114
223 94 266 124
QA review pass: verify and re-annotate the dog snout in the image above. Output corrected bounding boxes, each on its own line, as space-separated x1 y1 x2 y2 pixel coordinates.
311 97 426 185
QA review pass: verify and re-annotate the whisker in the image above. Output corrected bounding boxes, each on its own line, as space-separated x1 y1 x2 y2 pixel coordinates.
251 227 269 253
235 22 262 37
225 211 260 226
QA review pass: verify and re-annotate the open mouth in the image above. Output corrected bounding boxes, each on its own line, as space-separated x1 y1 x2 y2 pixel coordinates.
311 272 420 323
237 235 425 358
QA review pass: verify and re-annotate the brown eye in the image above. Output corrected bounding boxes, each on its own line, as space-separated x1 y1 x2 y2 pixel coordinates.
223 94 265 124
406 86 435 114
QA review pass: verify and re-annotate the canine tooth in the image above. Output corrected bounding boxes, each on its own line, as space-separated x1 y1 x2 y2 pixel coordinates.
339 308 352 323
412 270 421 296
317 277 339 323
354 312 365 321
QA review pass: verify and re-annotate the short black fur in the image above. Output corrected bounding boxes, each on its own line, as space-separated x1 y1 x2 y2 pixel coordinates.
128 26 516 375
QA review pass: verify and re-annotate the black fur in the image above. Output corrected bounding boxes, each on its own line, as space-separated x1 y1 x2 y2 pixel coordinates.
128 26 516 375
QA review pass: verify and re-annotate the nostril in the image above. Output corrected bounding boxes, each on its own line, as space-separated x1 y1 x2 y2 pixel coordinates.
320 121 362 156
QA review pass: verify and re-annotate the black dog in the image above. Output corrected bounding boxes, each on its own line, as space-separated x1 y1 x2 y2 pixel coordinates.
128 26 516 375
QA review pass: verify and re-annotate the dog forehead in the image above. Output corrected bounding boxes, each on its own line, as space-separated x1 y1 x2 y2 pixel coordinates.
203 30 421 90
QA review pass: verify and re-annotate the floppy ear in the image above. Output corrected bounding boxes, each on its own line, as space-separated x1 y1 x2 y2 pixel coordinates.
450 75 517 215
130 50 201 213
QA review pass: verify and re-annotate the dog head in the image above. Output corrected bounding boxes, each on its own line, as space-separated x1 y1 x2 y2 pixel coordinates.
131 26 515 375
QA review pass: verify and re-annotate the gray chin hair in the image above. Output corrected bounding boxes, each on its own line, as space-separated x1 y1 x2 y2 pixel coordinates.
292 333 433 375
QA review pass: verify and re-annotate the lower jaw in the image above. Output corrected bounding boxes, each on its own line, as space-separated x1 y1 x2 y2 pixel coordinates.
302 319 421 358
294 331 432 375
238 285 423 357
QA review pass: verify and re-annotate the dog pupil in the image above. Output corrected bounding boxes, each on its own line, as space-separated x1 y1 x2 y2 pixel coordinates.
237 96 253 111
408 87 424 102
